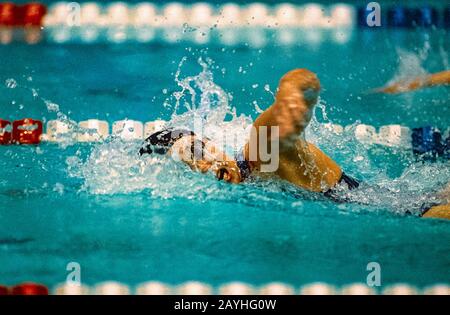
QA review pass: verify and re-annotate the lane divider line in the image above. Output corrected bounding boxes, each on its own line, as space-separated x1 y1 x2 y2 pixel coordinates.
2 281 449 295
2 2 449 32
1 118 449 160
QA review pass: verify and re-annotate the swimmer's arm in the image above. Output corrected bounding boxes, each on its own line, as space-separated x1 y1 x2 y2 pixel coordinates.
422 204 450 220
274 137 342 192
244 69 319 166
423 184 450 220
245 69 342 191
376 70 450 94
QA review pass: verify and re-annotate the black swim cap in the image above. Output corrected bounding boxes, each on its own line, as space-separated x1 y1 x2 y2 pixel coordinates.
139 128 195 156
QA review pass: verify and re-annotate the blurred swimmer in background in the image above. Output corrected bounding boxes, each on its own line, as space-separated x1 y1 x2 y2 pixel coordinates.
375 70 450 94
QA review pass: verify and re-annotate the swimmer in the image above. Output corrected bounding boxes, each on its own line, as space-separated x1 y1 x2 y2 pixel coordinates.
140 69 449 220
375 70 450 94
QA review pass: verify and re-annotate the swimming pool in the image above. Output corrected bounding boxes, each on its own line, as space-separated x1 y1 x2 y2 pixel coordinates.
0 1 449 294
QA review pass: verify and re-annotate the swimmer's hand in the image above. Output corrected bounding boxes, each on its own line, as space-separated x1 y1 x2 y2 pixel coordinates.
212 161 242 184
274 69 320 138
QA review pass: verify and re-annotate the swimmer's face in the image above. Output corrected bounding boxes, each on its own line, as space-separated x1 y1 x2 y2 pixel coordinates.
169 135 242 184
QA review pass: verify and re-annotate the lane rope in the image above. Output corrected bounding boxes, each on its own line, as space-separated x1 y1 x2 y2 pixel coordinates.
1 281 448 295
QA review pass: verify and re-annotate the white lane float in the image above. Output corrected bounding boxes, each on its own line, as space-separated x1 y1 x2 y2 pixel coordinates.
175 281 213 295
132 3 157 26
112 119 144 140
300 282 337 295
378 125 412 148
93 281 131 295
144 120 166 138
80 2 102 25
244 3 270 27
423 284 450 295
354 124 378 144
274 3 300 27
301 4 325 27
259 282 295 295
106 2 130 25
217 3 242 27
78 119 109 142
48 1 71 25
44 119 77 142
340 283 377 295
382 284 419 295
218 282 256 295
162 2 187 27
189 2 214 27
54 283 90 295
329 4 355 27
135 281 173 295
354 124 412 147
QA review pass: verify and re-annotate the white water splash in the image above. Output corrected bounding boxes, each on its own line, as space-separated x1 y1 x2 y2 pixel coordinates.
67 58 251 195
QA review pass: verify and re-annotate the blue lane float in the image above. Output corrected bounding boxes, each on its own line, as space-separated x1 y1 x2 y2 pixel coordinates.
444 7 450 28
411 126 445 161
411 6 439 28
357 6 372 28
387 6 413 28
444 135 450 160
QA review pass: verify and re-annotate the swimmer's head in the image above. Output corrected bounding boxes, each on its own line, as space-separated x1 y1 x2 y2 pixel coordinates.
140 129 242 183
278 68 321 106
170 135 242 183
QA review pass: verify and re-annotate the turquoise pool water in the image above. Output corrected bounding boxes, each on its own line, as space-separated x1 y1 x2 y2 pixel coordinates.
0 26 449 288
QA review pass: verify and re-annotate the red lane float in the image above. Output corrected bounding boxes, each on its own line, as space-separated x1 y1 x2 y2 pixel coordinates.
12 118 43 144
0 2 47 27
22 2 46 26
0 2 18 26
0 119 12 144
0 285 9 295
11 282 48 295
